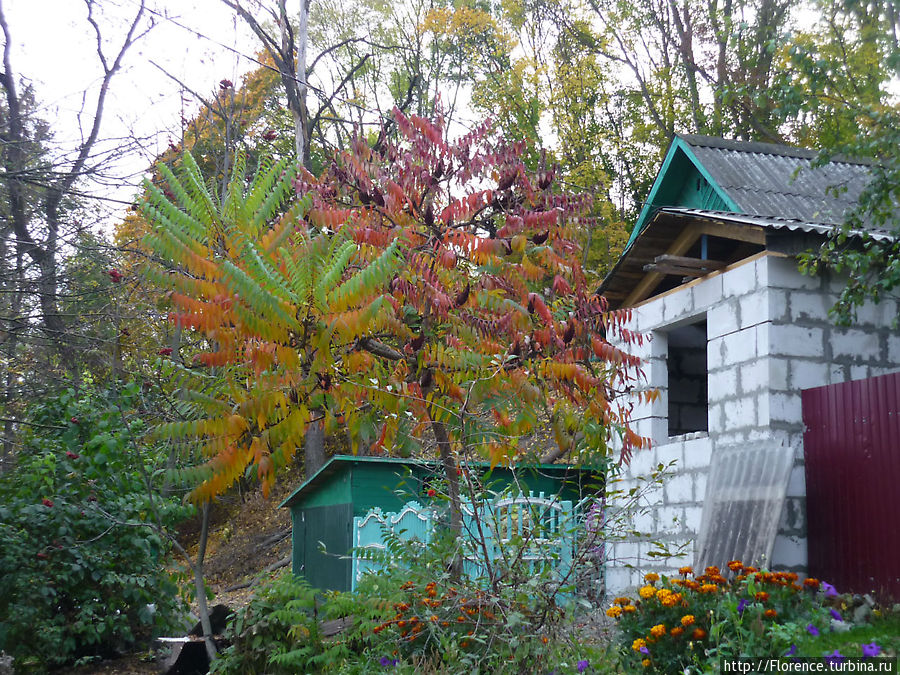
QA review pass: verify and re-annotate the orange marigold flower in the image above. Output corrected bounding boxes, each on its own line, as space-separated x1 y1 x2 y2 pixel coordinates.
639 585 656 599
615 596 632 606
650 624 667 637
803 578 820 589
642 659 652 667
542 636 549 644
727 560 743 572
681 615 695 627
457 615 465 622
692 628 707 640
624 605 637 613
670 626 684 637
705 566 721 576
430 615 438 622
755 591 770 602
397 620 407 628
632 638 647 652
441 621 449 627
661 593 682 607
644 572 660 583
785 572 799 582
656 588 672 599
686 580 700 591
606 606 624 618
700 584 718 593
764 609 777 618
736 574 747 582
678 566 694 576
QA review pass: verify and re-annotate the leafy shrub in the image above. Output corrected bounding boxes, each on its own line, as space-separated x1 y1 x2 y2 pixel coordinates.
0 383 190 671
214 509 614 674
608 562 842 672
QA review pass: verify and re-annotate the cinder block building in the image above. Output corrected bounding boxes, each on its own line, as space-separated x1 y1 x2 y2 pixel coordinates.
598 136 899 593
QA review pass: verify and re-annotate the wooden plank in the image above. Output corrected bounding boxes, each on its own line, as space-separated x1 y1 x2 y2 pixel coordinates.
623 223 702 306
695 221 766 245
643 263 711 278
653 254 726 270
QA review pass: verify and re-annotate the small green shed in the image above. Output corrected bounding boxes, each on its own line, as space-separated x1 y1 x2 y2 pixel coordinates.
279 455 602 592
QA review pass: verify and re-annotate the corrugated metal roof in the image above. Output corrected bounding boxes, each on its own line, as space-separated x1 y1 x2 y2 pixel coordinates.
657 207 896 242
681 135 873 227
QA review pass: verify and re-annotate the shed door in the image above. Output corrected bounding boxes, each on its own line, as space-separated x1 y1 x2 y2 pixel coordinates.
302 503 352 592
802 371 900 599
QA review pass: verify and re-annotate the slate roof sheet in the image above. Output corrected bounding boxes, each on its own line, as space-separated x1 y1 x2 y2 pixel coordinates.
680 135 874 227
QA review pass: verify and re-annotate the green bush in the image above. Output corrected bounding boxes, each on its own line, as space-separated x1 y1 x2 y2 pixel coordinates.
214 515 615 674
0 383 190 671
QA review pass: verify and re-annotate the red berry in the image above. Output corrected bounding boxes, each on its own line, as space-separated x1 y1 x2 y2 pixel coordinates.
107 269 122 283
158 347 173 356
42 499 54 508
70 416 79 424
36 552 48 560
427 488 436 498
66 451 79 459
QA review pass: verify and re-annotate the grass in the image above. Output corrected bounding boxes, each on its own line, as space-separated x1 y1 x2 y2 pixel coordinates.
788 610 900 659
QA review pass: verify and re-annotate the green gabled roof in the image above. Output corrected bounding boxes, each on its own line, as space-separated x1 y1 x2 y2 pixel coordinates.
627 135 740 249
279 454 601 509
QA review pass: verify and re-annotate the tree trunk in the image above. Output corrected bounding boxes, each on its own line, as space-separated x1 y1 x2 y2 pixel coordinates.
304 416 326 477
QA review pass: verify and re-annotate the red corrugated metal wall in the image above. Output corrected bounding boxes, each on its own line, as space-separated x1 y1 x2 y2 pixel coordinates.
802 371 900 600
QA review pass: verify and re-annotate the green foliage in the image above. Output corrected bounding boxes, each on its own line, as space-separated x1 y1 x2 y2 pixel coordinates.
0 382 190 671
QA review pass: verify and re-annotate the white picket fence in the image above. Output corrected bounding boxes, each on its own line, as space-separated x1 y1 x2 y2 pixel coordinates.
351 493 598 594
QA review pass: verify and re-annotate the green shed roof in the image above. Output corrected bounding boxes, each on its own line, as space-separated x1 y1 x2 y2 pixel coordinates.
279 455 600 509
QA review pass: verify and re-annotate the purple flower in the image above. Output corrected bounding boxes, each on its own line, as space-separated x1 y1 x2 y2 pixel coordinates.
640 646 650 655
785 645 797 657
862 642 881 658
379 656 397 667
737 598 749 616
824 649 845 666
821 581 838 597
807 624 819 636
830 608 843 622
577 660 590 673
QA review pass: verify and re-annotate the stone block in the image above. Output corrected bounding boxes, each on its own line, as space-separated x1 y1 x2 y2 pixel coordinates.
853 298 896 327
709 369 737 403
790 360 830 391
770 392 802 425
663 288 695 323
708 402 725 433
830 364 848 385
757 392 770 426
657 506 683 533
648 332 667 359
769 358 789 390
832 329 880 362
683 506 703 534
655 441 684 468
740 360 768 394
708 337 727 369
768 256 820 290
771 325 825 358
627 446 656 477
636 299 664 332
756 322 772 357
789 291 831 323
723 260 758 297
723 396 757 428
850 365 869 381
888 335 900 365
739 292 768 329
603 567 633 595
683 437 712 469
722 329 757 366
771 535 807 569
768 289 789 322
664 473 694 504
708 300 739 339
786 464 806 498
693 472 708 502
632 507 655 533
693 274 724 310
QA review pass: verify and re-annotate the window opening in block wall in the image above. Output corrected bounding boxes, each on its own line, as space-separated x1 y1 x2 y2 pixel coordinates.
667 318 708 437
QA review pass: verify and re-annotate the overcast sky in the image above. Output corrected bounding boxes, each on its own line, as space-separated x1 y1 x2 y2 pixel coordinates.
2 0 281 220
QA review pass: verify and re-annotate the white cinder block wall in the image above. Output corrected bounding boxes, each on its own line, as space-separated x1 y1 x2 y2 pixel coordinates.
605 252 900 594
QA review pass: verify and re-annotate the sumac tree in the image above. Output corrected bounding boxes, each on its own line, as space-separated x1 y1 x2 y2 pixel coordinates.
142 111 649 511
